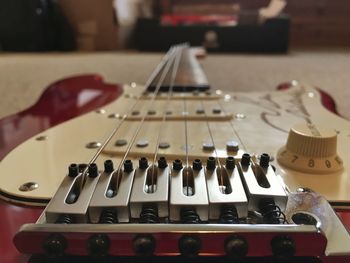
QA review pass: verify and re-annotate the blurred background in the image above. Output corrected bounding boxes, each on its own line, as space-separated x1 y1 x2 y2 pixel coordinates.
1 0 350 120
1 0 350 52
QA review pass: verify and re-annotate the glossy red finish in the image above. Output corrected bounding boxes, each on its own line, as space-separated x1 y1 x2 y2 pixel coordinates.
276 82 339 115
0 75 123 263
337 211 350 232
0 74 123 160
0 200 42 263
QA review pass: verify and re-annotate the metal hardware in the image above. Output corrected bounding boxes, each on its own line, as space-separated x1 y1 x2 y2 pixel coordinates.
45 170 100 223
136 139 149 148
206 165 248 219
88 167 135 223
115 139 127 147
235 113 246 119
239 156 288 212
95 109 106 114
108 113 121 119
86 142 102 149
170 166 209 222
129 165 169 219
19 182 39 192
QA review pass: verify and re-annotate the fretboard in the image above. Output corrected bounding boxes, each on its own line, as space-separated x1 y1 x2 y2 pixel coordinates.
148 44 210 92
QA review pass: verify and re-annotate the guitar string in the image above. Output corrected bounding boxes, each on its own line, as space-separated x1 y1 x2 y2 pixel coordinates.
150 44 186 192
180 49 191 196
217 99 248 152
111 45 182 191
79 46 178 188
199 100 225 191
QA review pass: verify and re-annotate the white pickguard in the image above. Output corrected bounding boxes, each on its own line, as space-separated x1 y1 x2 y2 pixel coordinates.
1 82 350 208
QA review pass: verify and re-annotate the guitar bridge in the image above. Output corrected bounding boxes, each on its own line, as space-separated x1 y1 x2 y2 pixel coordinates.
14 154 350 262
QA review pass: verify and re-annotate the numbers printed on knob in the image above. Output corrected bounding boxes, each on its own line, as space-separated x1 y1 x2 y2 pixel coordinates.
304 159 335 169
277 123 344 174
308 159 315 168
291 155 298 163
291 157 335 169
277 149 343 174
335 156 343 165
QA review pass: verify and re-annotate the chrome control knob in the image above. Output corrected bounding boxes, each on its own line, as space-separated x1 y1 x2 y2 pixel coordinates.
277 123 343 174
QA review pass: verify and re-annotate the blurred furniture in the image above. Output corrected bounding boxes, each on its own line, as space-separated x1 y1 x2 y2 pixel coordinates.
58 0 118 51
157 0 350 48
136 15 290 52
286 0 350 47
0 0 75 51
136 0 290 53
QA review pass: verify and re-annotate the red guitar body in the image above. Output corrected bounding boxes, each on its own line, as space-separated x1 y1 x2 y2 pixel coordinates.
0 75 348 263
0 75 123 263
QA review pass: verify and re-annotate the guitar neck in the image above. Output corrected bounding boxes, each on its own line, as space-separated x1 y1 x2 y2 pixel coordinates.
148 45 210 92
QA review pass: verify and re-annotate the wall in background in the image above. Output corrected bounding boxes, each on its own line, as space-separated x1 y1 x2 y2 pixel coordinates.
166 0 350 47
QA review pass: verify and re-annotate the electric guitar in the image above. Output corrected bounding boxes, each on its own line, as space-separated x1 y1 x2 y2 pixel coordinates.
1 44 350 263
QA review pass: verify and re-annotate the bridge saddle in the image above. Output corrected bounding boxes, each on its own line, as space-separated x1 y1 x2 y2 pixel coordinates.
14 153 350 261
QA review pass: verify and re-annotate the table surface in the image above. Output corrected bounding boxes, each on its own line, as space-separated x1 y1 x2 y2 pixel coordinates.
0 50 349 119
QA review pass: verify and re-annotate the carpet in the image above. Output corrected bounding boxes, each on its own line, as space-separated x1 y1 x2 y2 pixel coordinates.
0 50 349 119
